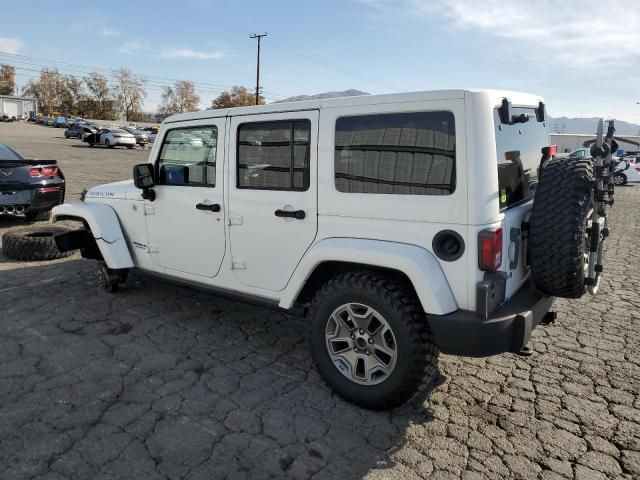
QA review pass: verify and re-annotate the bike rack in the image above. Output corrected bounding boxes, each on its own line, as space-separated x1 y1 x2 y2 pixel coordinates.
586 118 616 294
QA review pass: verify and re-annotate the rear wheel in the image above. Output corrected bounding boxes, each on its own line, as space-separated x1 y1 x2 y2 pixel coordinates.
613 172 627 185
105 139 112 148
25 210 51 222
309 271 438 409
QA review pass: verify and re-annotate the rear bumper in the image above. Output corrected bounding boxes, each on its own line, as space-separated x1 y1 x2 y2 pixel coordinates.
0 185 65 211
428 280 554 357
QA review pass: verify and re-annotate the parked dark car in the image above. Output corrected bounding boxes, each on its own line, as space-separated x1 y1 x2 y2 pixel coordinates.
0 144 65 221
1 114 16 122
65 124 97 140
123 127 149 146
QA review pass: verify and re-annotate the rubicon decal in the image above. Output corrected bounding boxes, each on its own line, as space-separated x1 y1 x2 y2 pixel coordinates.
87 191 115 197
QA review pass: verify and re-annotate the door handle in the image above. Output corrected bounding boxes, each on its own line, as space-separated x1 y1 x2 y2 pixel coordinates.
275 209 305 220
196 202 221 212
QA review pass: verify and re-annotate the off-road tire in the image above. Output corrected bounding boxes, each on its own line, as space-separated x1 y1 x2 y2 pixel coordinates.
2 226 74 261
528 157 595 298
309 271 438 410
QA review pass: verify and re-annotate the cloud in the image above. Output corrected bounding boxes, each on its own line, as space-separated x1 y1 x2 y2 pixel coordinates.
159 48 225 60
357 0 640 67
0 37 23 54
100 27 120 37
119 40 150 55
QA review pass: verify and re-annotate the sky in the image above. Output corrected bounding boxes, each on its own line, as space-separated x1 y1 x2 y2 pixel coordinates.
1 0 639 123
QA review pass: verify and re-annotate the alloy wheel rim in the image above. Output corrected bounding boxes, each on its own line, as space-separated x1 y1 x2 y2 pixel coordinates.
325 303 397 385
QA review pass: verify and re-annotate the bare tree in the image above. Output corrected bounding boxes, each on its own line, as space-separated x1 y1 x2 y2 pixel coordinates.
60 75 85 117
112 68 147 121
85 72 113 119
22 69 63 115
0 64 16 96
211 86 264 109
159 80 200 116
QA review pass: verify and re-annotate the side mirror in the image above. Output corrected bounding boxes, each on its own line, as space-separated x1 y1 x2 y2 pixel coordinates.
133 163 156 200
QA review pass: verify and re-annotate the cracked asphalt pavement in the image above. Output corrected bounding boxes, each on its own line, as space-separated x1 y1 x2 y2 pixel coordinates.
1 123 639 479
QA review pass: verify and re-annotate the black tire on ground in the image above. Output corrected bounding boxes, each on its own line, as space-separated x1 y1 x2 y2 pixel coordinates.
24 210 51 222
309 271 438 410
127 145 134 149
105 139 112 148
2 226 74 261
528 157 595 298
613 172 627 186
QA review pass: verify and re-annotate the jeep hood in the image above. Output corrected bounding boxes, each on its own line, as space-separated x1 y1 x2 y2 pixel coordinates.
85 180 143 202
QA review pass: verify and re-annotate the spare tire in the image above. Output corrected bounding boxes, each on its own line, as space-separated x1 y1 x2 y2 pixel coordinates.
2 226 75 261
528 157 595 298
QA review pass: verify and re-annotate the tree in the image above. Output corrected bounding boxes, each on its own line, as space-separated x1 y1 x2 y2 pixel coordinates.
0 65 16 96
22 68 63 115
159 80 200 117
211 86 264 109
112 68 147 121
60 75 85 117
85 72 115 119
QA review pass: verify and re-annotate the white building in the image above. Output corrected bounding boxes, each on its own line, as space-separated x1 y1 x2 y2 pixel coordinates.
0 95 37 119
551 133 640 154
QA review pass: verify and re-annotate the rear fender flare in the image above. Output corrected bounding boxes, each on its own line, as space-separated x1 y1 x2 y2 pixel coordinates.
51 202 134 269
279 238 457 315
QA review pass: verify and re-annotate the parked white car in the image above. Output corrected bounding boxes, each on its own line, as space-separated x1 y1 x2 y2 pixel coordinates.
556 148 590 159
84 128 137 149
51 90 615 409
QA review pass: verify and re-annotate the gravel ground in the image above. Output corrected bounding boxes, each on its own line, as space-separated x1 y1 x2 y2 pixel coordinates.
0 122 639 480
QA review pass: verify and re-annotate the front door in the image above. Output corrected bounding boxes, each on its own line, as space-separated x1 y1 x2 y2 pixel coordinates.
228 111 319 291
144 119 226 277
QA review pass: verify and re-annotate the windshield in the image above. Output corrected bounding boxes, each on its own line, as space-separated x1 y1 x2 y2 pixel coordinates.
494 107 549 209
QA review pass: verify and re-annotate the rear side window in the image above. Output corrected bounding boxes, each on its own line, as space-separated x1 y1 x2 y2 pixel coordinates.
157 126 217 187
334 111 456 195
494 108 549 209
237 120 311 191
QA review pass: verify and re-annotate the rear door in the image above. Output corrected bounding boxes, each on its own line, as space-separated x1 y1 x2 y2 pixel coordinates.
494 107 549 298
227 111 319 291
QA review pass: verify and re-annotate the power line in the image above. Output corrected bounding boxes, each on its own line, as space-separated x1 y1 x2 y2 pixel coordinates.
0 51 289 100
268 34 397 92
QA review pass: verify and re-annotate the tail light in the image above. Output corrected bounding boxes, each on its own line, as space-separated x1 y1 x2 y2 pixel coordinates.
42 166 58 176
478 228 503 271
29 166 58 177
541 145 558 157
38 187 60 193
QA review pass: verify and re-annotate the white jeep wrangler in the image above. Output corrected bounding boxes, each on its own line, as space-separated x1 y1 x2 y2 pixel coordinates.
51 90 616 409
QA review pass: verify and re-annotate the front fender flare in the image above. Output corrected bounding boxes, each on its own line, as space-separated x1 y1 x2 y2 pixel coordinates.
51 202 134 269
279 238 457 315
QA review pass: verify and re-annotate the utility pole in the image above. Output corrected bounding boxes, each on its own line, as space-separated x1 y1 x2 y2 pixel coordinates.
249 33 267 105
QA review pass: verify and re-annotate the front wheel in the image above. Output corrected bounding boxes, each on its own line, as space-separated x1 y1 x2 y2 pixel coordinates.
309 271 438 410
105 139 112 148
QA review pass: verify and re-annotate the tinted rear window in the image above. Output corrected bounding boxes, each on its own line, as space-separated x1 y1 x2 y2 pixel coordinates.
494 108 549 209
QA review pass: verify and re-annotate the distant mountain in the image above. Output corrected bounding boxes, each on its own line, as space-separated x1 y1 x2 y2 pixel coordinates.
549 117 640 136
274 89 369 103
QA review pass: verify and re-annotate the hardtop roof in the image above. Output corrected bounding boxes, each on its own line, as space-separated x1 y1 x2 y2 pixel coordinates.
165 89 544 125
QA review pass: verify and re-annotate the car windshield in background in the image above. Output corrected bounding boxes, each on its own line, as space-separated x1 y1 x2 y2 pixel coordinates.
494 107 548 209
